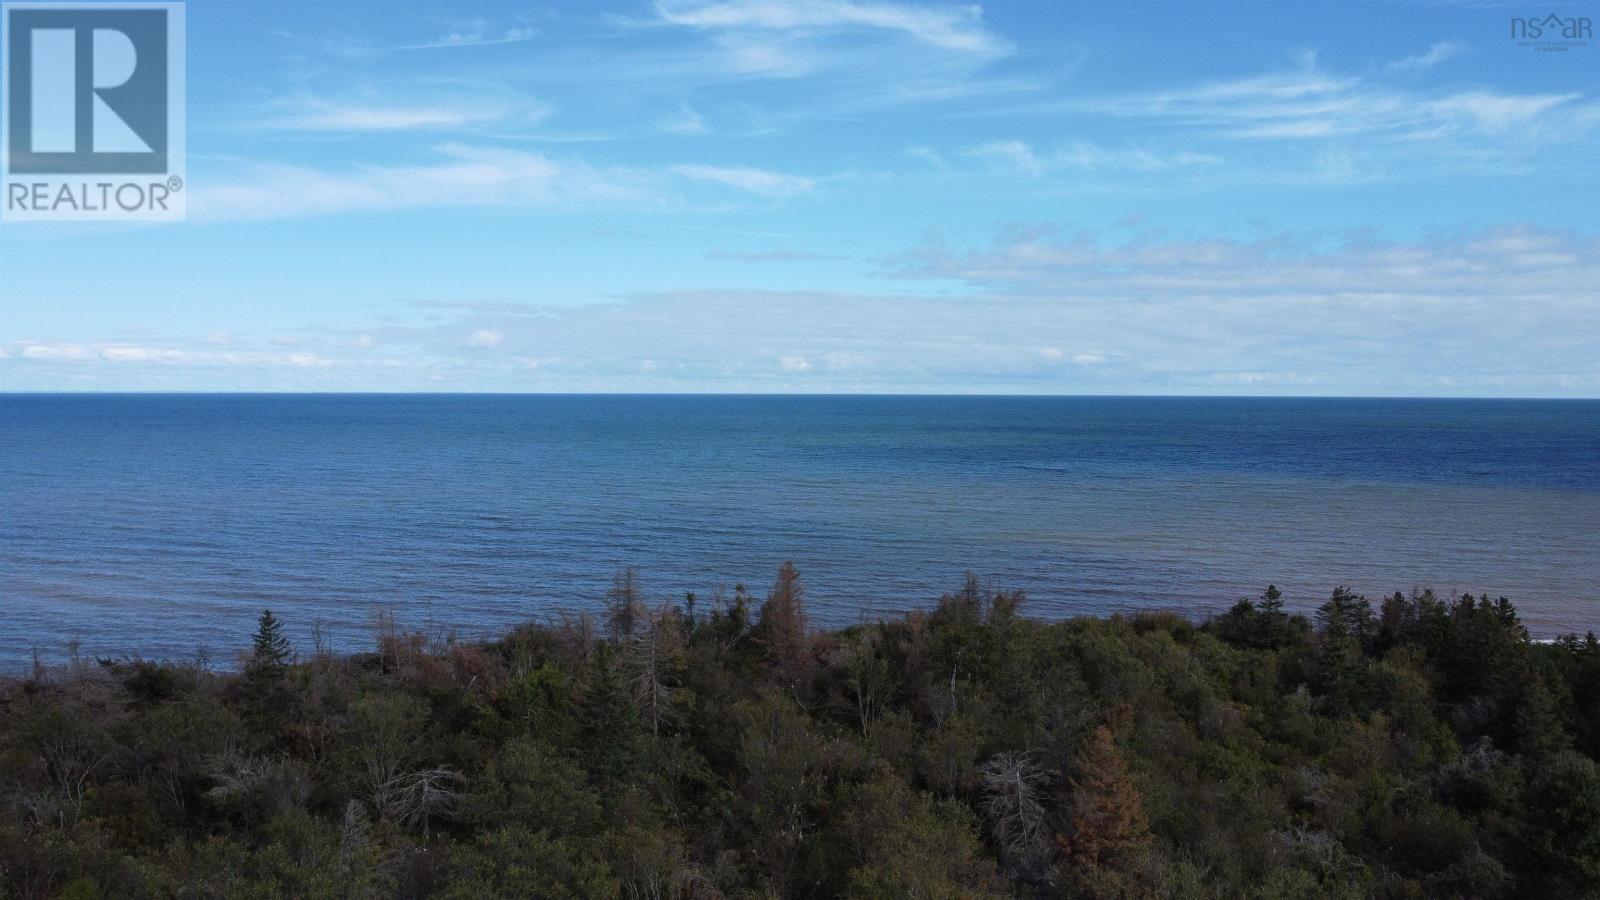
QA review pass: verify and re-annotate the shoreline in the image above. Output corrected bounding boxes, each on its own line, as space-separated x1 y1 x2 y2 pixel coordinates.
3 568 1596 897
8 581 1596 675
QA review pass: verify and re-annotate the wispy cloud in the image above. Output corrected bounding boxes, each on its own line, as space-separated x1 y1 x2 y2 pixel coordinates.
463 329 504 349
13 227 1594 395
652 0 1010 54
193 144 653 221
619 0 1016 105
963 140 1041 175
264 103 511 132
670 163 817 196
1387 40 1465 71
192 147 823 221
886 224 1600 304
394 20 537 51
257 92 550 133
274 19 537 57
907 145 949 170
963 140 1221 175
955 58 1598 186
7 343 330 368
707 249 841 262
659 104 709 134
1079 64 1589 144
16 344 94 362
1427 91 1582 131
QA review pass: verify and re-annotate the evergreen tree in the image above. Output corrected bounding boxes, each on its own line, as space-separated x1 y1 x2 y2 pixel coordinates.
242 609 294 733
1256 583 1296 649
1216 585 1299 650
1514 672 1570 758
1 572 1593 898
1376 590 1416 652
1260 583 1285 618
250 609 292 672
579 644 646 791
1315 588 1367 709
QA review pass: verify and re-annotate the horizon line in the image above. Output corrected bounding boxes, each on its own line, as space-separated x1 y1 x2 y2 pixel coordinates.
3 390 1598 402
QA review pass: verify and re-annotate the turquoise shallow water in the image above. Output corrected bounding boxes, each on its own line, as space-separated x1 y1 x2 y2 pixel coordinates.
1 394 1596 664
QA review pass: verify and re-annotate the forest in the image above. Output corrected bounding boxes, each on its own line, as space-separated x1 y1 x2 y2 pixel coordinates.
1 565 1597 899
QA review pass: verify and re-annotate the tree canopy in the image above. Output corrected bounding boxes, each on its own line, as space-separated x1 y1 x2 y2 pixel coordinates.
2 571 1597 898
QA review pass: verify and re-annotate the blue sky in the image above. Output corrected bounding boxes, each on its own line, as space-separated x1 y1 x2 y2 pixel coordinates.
1 0 1596 394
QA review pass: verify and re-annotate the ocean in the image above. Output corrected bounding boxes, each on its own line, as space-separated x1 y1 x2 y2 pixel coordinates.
1 394 1596 666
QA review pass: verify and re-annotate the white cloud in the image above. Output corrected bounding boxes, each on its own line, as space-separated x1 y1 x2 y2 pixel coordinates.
953 60 1600 186
1430 91 1581 132
193 144 653 221
276 105 496 132
907 145 947 170
19 344 92 361
670 163 816 196
708 249 837 262
964 140 1041 175
659 105 709 134
653 0 1009 54
464 329 504 348
8 227 1595 396
964 139 1221 175
629 0 1015 93
260 93 550 133
377 223 1592 392
1053 142 1222 171
1078 64 1591 146
100 347 191 362
274 20 536 57
889 225 1600 305
1388 41 1465 71
5 344 333 368
395 21 537 51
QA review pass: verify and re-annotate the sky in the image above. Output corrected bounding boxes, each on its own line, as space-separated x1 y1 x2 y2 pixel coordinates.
0 0 1596 395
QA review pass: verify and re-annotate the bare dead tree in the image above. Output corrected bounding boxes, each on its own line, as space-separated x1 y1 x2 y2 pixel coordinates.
27 682 122 830
203 749 310 815
928 645 968 729
37 739 111 829
373 606 400 674
631 603 684 736
759 562 811 686
710 584 755 655
979 751 1052 868
376 766 462 838
543 609 601 673
338 799 372 867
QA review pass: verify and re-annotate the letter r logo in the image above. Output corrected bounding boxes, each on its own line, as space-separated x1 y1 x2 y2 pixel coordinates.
5 6 168 173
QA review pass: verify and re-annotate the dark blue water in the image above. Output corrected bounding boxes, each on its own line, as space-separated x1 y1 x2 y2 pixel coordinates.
2 394 1597 665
